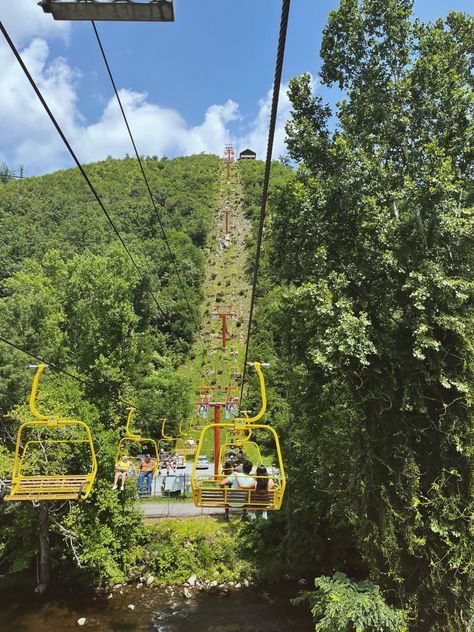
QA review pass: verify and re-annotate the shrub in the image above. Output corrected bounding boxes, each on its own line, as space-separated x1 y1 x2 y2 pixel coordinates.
294 573 407 632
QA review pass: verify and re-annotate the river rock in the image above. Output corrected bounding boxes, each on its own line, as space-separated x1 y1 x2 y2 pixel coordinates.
146 575 155 587
219 586 230 596
243 579 250 588
107 594 113 600
183 587 192 599
235 583 242 590
186 574 197 587
128 604 135 611
136 583 143 589
77 618 87 626
208 581 219 594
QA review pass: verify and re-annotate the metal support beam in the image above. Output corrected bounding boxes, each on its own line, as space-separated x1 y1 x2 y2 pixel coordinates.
39 0 175 22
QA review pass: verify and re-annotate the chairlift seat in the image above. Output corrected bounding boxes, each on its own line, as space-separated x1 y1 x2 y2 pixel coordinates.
193 485 281 510
40 0 175 22
4 474 93 501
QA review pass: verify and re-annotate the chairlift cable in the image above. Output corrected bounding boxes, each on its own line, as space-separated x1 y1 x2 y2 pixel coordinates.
239 0 291 403
91 21 201 331
0 333 169 426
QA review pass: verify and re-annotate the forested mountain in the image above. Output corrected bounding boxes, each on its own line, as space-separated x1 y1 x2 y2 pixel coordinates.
0 154 219 414
0 154 222 585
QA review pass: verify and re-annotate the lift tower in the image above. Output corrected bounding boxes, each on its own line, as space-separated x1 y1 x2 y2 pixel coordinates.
196 385 239 477
224 145 234 182
212 305 235 350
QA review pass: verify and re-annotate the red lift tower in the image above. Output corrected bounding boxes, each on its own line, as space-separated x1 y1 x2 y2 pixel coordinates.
212 305 235 350
224 145 234 181
223 206 230 235
196 385 239 477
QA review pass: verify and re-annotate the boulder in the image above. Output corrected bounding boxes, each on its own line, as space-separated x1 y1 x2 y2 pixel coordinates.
146 575 155 587
127 604 135 611
77 618 87 626
183 587 192 599
186 574 197 587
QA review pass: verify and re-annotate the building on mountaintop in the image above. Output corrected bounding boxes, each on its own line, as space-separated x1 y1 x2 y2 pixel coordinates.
238 149 256 160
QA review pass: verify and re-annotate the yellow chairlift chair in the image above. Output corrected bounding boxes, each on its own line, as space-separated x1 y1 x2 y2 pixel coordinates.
191 362 286 512
160 418 186 467
218 439 264 472
115 407 159 476
174 419 198 457
5 364 97 502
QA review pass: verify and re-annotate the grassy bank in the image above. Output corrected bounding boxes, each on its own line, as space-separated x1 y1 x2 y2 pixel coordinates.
140 517 255 586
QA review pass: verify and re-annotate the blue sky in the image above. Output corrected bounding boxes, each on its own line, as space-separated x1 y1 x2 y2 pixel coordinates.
0 0 472 175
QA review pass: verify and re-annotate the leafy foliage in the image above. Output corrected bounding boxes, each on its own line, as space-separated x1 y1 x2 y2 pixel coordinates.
295 573 407 632
0 154 219 588
144 518 252 585
250 2 474 629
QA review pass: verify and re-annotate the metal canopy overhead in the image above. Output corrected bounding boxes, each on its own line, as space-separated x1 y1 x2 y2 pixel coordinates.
39 0 175 22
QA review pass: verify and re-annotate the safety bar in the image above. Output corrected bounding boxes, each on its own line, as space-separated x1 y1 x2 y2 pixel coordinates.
234 362 268 424
29 364 55 421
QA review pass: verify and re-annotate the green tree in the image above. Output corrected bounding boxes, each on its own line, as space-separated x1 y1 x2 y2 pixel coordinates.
260 2 473 629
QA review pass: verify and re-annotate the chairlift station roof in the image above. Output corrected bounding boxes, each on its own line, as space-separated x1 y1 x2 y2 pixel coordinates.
39 0 175 22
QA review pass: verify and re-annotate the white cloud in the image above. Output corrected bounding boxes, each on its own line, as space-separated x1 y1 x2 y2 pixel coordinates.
0 37 77 171
0 0 70 45
73 91 241 164
236 83 292 160
0 15 301 174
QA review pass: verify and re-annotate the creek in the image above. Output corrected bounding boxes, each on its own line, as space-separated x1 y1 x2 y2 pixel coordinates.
0 583 313 631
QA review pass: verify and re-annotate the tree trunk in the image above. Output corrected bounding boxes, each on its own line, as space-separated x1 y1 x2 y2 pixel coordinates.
36 502 50 594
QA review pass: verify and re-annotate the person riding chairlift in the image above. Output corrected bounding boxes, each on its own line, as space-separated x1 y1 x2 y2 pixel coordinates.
253 465 275 519
113 455 131 491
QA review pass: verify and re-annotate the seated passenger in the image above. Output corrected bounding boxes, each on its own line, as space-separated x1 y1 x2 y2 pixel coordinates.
137 454 156 495
254 465 275 519
113 455 131 491
219 459 254 520
221 459 233 522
